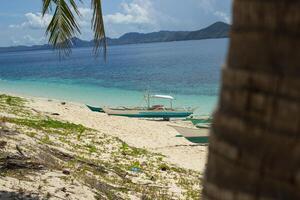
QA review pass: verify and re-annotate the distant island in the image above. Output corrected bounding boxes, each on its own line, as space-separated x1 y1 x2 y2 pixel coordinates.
0 22 230 53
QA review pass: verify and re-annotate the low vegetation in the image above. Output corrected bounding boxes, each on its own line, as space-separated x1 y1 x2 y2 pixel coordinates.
0 94 201 199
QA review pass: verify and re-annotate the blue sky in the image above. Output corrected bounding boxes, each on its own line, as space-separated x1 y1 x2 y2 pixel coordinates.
0 0 231 47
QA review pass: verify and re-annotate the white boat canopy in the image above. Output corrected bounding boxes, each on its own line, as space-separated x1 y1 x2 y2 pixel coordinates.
150 95 174 100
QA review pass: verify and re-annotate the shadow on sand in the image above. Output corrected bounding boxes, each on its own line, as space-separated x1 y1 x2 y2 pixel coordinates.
0 191 41 200
154 144 208 150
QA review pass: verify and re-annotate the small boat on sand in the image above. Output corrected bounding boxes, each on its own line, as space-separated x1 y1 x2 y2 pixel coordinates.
169 125 209 144
86 105 104 113
103 93 194 120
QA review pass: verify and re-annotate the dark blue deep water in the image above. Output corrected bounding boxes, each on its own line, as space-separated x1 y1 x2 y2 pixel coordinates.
0 39 228 96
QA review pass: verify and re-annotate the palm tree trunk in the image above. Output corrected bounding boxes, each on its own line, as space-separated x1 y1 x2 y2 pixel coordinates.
204 1 300 199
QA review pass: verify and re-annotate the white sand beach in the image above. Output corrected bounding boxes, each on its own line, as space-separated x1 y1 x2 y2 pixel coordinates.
28 95 208 173
0 92 208 199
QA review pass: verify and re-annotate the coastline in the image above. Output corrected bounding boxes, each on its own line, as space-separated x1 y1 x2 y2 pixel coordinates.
0 79 218 116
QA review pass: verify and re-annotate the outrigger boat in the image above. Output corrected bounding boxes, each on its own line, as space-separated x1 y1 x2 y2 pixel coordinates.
169 125 209 144
103 93 194 120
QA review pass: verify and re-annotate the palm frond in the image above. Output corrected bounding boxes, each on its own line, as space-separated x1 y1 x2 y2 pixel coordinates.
91 0 107 58
43 0 107 59
69 0 82 16
42 0 53 16
45 0 81 57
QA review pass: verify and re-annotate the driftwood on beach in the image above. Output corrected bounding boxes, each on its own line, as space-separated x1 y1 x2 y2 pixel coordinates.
0 133 44 171
0 154 44 171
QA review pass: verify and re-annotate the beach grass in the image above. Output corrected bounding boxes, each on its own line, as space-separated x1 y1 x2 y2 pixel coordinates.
6 117 88 136
0 94 201 199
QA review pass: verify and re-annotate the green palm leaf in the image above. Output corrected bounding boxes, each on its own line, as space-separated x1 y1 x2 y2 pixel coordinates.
91 0 107 58
42 0 106 58
42 0 52 15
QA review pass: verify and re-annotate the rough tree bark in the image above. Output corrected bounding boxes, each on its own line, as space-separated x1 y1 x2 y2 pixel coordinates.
204 0 300 199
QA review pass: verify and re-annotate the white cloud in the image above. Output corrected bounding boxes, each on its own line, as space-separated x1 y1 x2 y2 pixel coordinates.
196 0 215 12
104 0 155 26
196 0 231 23
9 12 52 29
102 0 180 37
7 8 95 44
77 7 93 27
11 35 46 46
213 11 230 23
9 8 95 30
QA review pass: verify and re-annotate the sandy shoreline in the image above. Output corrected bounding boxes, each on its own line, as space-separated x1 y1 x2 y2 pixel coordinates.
2 91 208 172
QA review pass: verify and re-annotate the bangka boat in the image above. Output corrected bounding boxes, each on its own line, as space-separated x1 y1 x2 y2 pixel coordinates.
103 94 194 120
86 104 104 113
169 125 209 144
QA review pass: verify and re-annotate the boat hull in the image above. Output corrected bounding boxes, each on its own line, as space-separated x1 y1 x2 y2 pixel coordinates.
185 117 212 125
170 125 209 144
103 108 193 118
183 136 209 144
86 105 104 113
195 123 211 129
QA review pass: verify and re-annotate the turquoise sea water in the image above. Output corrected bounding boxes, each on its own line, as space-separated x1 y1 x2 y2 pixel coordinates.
0 39 228 115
